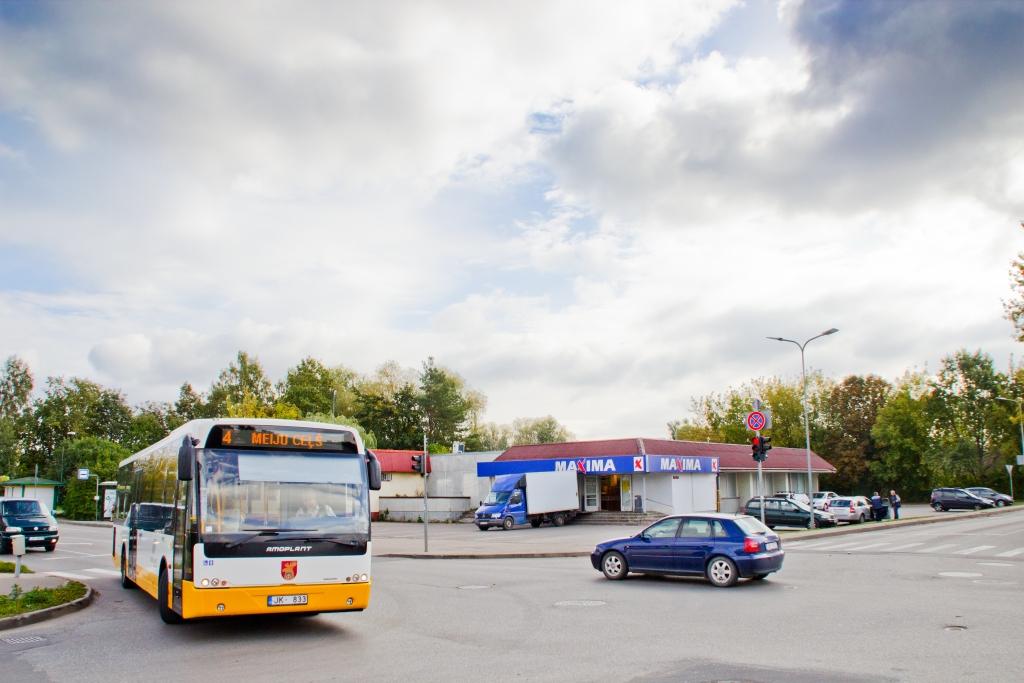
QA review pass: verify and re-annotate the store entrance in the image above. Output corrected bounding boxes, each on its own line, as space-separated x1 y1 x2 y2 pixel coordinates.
599 475 621 512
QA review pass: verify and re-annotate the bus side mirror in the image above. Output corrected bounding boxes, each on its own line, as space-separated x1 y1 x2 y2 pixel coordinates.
177 436 196 481
366 450 382 491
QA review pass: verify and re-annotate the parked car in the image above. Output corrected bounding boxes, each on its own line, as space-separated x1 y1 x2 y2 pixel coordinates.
965 487 1013 507
591 513 784 587
930 488 996 512
744 496 837 528
828 496 873 523
774 491 811 506
812 491 840 510
0 498 60 554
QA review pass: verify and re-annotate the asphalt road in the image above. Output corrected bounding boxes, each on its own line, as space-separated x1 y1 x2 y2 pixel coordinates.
3 510 1022 682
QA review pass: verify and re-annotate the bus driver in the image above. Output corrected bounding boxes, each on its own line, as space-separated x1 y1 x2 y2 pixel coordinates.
295 490 336 518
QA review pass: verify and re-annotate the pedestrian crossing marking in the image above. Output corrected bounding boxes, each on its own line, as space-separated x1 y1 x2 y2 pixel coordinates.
882 542 924 551
812 541 868 551
955 545 996 555
841 542 890 552
995 548 1024 557
916 544 958 553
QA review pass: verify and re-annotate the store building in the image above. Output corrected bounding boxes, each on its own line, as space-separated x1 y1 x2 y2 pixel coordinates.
479 438 835 516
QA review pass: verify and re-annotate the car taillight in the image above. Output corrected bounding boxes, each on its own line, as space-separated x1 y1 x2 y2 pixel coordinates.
850 505 856 513
743 537 760 553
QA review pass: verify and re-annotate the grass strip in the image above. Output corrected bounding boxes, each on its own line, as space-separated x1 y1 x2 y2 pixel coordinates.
0 561 34 573
0 581 86 618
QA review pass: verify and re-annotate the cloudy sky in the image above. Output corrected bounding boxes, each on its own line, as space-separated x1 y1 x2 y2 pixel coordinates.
1 0 1022 439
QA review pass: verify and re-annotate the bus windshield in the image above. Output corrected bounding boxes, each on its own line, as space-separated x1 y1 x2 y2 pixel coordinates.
200 449 369 540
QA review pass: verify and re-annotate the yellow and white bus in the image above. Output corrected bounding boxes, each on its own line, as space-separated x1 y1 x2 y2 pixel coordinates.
112 418 381 623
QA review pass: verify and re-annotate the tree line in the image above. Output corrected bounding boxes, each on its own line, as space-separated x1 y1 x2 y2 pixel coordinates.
0 352 572 517
668 349 1023 501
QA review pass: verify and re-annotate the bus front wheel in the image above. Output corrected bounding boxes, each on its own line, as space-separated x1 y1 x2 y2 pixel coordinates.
120 549 136 590
158 567 183 624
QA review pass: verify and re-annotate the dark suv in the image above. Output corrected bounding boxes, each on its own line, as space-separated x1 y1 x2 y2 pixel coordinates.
1 498 60 553
930 488 995 512
965 487 1013 507
744 496 837 528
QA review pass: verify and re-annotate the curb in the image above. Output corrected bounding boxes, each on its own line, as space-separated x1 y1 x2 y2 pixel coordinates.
775 503 1024 542
0 584 95 632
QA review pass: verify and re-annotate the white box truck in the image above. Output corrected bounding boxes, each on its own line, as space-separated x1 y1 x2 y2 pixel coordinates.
474 470 580 530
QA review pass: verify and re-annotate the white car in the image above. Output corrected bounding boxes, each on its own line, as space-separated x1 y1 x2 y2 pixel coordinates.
827 496 872 524
774 491 811 506
812 491 840 510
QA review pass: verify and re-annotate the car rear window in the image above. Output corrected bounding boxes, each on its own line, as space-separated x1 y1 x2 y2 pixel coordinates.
832 499 851 506
734 516 771 535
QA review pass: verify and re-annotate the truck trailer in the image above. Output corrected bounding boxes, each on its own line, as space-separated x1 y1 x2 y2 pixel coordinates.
475 471 580 530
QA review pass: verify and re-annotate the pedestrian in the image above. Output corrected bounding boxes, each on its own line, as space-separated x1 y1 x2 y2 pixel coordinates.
870 491 884 522
889 489 901 520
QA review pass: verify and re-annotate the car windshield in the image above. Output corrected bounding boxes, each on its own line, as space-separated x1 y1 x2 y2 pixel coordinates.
734 516 771 535
201 449 369 540
483 491 511 505
2 500 47 516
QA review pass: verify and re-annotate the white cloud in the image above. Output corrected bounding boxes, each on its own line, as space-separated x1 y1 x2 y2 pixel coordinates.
0 0 1022 439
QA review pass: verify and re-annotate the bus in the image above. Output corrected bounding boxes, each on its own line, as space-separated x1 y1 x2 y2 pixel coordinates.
112 418 381 623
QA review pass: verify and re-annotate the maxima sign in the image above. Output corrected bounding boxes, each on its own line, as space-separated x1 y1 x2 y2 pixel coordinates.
477 455 718 476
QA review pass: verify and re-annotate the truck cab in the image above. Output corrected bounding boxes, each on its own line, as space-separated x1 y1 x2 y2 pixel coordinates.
475 475 526 530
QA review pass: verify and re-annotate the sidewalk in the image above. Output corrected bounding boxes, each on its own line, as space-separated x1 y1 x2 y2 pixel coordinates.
371 505 1024 559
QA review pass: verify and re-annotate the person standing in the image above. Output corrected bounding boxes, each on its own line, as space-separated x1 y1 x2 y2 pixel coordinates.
870 491 885 522
889 490 901 520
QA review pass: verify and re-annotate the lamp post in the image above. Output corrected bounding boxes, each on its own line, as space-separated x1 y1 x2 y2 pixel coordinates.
996 396 1023 501
420 415 430 552
767 328 839 529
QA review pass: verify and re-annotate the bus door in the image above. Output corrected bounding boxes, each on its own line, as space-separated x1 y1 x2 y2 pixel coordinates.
170 479 192 614
127 504 139 578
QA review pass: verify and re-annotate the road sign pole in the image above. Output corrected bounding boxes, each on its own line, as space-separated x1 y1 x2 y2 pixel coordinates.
1007 464 1014 502
757 430 765 526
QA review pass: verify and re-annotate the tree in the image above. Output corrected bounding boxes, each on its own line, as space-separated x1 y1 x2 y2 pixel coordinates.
817 375 892 493
1004 222 1024 341
173 383 206 421
871 372 934 499
0 356 33 476
59 437 129 519
207 351 275 417
466 422 513 451
355 383 423 449
929 350 1008 482
303 412 377 449
418 357 471 448
278 357 359 417
511 416 574 445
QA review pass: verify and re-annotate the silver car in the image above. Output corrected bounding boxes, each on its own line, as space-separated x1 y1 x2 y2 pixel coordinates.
827 496 872 524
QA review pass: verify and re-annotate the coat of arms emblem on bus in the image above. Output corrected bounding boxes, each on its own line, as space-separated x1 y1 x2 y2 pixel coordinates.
281 560 298 580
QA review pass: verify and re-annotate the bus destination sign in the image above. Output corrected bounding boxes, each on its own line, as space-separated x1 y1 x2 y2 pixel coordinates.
216 427 356 452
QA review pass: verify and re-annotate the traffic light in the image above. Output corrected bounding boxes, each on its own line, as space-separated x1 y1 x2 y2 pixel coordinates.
751 436 762 462
411 455 423 475
761 436 772 459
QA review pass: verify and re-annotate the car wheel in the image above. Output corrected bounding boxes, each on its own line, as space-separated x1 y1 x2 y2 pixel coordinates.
529 518 542 528
601 551 628 580
44 543 56 552
158 566 183 624
502 516 515 531
706 556 739 588
932 503 944 512
995 500 1006 507
120 549 136 589
476 524 488 531
856 514 864 524
552 513 566 527
0 539 9 555
973 504 981 511
751 573 769 581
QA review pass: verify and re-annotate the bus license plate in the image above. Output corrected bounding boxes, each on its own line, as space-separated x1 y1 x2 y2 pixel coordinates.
765 541 778 551
268 594 308 607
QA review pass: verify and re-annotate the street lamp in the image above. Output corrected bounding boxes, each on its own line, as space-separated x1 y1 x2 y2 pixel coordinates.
996 396 1023 500
767 328 839 529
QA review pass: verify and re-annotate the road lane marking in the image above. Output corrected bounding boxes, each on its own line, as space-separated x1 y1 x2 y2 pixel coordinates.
811 541 868 551
85 568 120 577
954 545 997 555
995 548 1024 557
46 571 92 580
916 544 959 553
882 542 924 551
52 548 111 557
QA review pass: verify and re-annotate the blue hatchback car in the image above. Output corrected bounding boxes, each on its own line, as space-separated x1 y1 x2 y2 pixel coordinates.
590 513 783 587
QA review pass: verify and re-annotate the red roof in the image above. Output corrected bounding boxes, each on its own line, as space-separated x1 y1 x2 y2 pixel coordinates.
497 438 835 473
374 449 430 474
